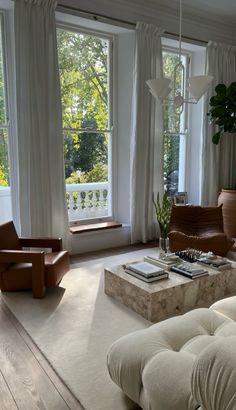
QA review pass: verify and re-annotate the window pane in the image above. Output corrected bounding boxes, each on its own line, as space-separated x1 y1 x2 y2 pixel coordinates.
64 130 108 183
57 29 109 131
57 26 112 221
163 134 179 196
163 50 188 196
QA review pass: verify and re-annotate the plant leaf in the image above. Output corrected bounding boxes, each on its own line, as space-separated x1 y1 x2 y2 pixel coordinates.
212 131 221 145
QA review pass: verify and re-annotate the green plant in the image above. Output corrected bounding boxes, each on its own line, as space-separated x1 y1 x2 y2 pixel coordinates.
152 192 173 238
207 82 236 144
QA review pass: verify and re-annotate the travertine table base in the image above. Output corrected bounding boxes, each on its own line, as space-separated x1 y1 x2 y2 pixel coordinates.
104 262 236 322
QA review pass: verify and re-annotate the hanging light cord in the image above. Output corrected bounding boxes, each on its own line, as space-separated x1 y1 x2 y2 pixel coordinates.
178 0 182 62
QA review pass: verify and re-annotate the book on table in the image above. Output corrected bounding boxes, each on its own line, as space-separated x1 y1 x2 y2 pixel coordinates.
171 262 208 279
125 268 169 283
197 256 232 270
126 261 165 277
144 254 181 270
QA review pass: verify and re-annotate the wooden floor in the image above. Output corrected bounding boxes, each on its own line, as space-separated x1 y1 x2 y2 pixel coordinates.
0 298 84 410
0 242 157 409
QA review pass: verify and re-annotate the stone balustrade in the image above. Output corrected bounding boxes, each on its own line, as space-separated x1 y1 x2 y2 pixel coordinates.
0 182 109 224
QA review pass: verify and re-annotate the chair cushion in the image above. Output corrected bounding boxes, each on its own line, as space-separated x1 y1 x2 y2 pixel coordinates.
45 251 69 287
0 263 32 290
0 251 69 291
168 231 234 256
0 221 21 274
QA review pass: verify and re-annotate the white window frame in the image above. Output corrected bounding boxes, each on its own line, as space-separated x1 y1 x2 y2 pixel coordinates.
56 20 116 226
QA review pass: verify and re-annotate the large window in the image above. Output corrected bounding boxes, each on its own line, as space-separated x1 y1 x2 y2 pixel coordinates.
57 26 113 222
163 49 189 196
0 13 9 188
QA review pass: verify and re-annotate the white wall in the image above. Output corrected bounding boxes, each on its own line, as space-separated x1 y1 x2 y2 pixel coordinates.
116 32 135 224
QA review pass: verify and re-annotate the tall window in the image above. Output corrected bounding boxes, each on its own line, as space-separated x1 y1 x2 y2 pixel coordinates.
57 27 113 222
0 13 9 188
162 48 189 196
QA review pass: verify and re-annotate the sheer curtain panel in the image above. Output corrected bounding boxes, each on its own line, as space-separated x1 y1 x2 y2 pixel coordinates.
130 22 164 243
201 42 236 205
14 0 69 246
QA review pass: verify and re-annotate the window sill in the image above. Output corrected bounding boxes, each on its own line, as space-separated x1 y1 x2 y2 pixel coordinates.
70 221 122 234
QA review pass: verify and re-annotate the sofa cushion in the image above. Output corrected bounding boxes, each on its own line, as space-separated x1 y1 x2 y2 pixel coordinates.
107 308 236 410
191 336 236 410
210 295 236 321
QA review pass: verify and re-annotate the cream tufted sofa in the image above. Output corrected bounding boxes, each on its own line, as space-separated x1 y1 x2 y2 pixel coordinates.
107 296 236 410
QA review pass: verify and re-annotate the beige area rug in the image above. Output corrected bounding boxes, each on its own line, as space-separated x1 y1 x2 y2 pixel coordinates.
2 248 158 410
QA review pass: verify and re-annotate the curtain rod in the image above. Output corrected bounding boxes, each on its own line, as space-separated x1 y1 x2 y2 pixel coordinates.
57 4 208 45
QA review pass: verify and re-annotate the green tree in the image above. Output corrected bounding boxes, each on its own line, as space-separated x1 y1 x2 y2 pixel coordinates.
162 51 184 194
0 164 7 186
0 23 9 186
57 29 108 131
57 29 109 183
80 164 108 183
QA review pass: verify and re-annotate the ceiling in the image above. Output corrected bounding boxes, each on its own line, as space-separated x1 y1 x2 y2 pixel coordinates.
151 0 236 25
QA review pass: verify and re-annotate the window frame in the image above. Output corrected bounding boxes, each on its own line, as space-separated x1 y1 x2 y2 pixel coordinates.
56 21 116 226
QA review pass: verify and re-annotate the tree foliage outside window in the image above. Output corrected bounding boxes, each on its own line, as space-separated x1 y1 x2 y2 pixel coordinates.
57 29 110 184
163 50 187 196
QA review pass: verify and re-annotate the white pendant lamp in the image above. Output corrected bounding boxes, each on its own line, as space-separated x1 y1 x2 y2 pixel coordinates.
188 75 214 102
146 78 172 103
146 0 213 112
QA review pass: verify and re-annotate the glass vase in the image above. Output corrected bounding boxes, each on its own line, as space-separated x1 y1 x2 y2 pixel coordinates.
159 237 170 259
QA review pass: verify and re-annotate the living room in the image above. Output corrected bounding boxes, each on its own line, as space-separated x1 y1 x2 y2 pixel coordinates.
0 0 236 409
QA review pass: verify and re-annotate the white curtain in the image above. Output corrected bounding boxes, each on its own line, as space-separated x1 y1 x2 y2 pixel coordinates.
130 22 164 243
13 0 69 246
201 41 236 205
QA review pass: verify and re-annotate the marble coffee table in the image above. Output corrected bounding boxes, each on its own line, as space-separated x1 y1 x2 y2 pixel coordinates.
104 260 236 322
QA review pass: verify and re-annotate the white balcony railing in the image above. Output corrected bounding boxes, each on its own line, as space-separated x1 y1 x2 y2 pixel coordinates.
0 183 108 224
66 182 109 221
0 186 12 224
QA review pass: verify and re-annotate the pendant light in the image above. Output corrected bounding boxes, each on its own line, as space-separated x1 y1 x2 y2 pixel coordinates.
146 0 213 113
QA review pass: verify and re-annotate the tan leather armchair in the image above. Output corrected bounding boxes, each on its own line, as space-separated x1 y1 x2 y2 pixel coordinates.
0 221 70 298
168 205 234 256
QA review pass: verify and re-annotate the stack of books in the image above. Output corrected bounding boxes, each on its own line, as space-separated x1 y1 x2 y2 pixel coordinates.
125 261 168 283
171 262 208 279
144 254 181 270
197 256 232 271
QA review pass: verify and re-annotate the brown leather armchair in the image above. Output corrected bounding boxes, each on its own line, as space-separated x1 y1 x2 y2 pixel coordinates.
168 205 234 256
0 221 70 298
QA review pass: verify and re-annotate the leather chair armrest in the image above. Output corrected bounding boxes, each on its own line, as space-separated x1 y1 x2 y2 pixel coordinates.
19 237 63 252
0 250 45 298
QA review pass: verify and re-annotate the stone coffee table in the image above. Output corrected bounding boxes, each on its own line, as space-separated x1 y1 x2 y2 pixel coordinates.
104 260 236 322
